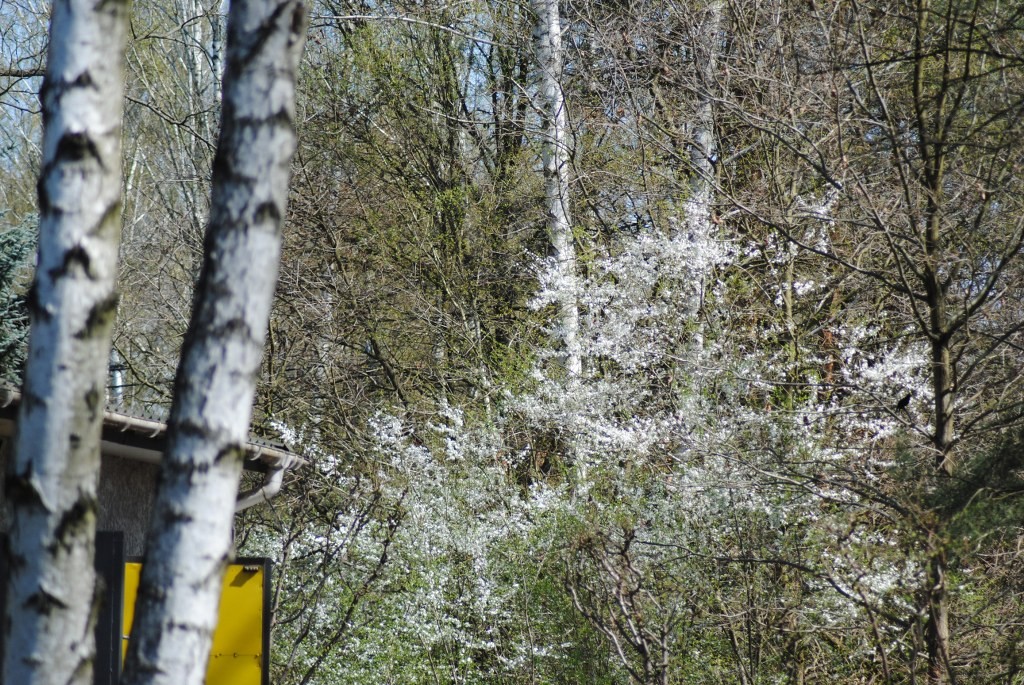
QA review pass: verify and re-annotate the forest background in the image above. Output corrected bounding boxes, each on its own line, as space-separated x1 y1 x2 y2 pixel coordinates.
3 0 1024 683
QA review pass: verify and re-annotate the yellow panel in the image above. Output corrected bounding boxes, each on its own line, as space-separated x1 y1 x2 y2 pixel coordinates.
122 562 266 685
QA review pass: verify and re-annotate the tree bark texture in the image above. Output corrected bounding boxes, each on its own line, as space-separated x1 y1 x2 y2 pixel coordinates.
683 0 722 241
681 0 723 349
533 0 580 377
926 549 951 685
120 1 307 684
3 0 129 682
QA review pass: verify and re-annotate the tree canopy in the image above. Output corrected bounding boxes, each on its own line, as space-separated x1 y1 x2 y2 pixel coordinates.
4 0 1024 683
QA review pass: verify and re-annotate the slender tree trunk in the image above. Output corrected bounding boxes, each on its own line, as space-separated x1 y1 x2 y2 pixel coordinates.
913 0 956 477
3 0 129 682
931 334 955 475
926 548 950 685
926 246 955 476
912 2 954 675
684 0 722 238
211 0 228 103
681 0 723 350
533 0 580 376
176 0 219 244
120 1 307 684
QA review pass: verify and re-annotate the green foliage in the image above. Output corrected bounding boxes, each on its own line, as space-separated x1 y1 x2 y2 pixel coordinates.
5 0 1024 680
934 430 1024 552
0 216 35 382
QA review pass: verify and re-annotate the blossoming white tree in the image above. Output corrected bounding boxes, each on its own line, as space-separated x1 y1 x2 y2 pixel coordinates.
532 0 580 377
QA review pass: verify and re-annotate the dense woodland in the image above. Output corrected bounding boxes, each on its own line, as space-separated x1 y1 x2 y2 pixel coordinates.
3 0 1024 682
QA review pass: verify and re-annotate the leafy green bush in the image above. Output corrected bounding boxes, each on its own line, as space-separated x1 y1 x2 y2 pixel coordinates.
0 217 35 382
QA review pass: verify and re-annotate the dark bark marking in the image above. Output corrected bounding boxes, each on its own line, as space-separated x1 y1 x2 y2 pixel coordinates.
210 147 233 185
167 620 201 632
25 589 68 615
137 581 167 603
40 69 100 101
205 316 252 340
210 112 294 189
252 201 281 225
49 244 91 280
214 444 244 465
289 2 308 44
70 70 95 90
174 419 207 440
54 131 101 165
75 292 119 340
5 474 45 509
199 271 233 302
232 0 297 67
5 550 26 574
84 384 101 421
160 507 196 525
36 175 52 215
52 497 95 550
261 108 294 129
25 282 51 322
94 0 130 14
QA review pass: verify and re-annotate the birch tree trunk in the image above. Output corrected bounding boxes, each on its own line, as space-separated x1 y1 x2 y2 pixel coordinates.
533 0 580 377
680 0 723 350
683 1 722 236
3 0 129 682
120 1 307 683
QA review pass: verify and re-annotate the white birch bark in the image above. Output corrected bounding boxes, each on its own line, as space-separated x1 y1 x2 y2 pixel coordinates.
177 0 219 240
3 0 129 682
533 0 581 376
683 0 722 238
680 0 723 349
179 0 207 101
210 0 228 103
119 1 307 683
